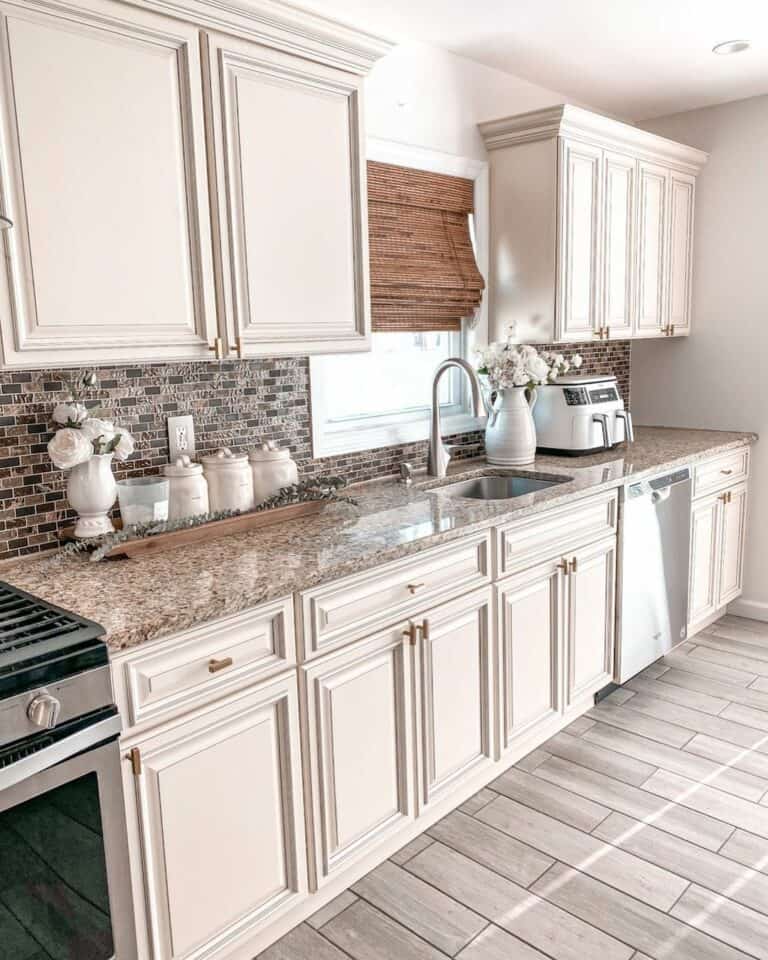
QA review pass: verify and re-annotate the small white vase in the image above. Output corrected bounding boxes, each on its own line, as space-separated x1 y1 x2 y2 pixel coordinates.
67 453 117 538
484 387 538 466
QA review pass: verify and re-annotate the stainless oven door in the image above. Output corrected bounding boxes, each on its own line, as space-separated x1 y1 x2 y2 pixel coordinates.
0 714 137 960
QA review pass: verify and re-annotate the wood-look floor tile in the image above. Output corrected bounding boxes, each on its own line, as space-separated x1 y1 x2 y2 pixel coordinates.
515 749 551 773
563 716 596 736
456 924 549 960
684 733 768 780
585 701 694 748
531 862 752 960
594 811 768 915
322 899 446 960
583 723 768 801
625 676 730 715
605 688 637 705
258 923 350 960
658 668 768 711
459 788 498 816
751 676 768 693
490 766 610 832
670 884 768 960
660 651 758 687
721 615 768 638
406 841 634 960
637 663 670 680
720 829 768 874
618 693 768 751
530 755 733 850
642 769 768 839
389 835 434 866
722 701 768 732
475 794 688 910
307 891 359 929
352 860 485 955
705 621 768 647
688 644 768 679
427 810 553 886
543 731 657 787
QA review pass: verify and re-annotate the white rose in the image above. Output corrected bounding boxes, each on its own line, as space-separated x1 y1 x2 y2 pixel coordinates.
80 418 115 452
112 427 135 462
572 354 583 369
48 427 93 470
526 355 550 383
52 402 88 426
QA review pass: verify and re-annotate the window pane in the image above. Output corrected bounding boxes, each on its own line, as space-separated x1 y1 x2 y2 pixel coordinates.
323 331 457 423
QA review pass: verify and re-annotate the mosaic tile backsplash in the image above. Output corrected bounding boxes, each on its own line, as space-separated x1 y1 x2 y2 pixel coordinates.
0 340 630 561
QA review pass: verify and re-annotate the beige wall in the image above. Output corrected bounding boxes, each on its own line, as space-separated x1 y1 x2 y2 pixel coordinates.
632 95 768 619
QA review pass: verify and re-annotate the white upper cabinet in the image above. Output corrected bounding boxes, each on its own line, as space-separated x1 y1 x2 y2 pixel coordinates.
479 105 707 345
0 0 391 369
204 32 370 358
0 0 218 367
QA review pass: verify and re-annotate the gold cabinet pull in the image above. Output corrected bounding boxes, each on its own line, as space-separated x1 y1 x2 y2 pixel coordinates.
570 556 578 574
125 747 142 776
209 337 224 360
670 323 676 336
402 623 418 646
407 582 425 594
558 558 570 574
420 619 430 641
232 336 244 359
721 469 734 476
208 656 233 674
604 327 610 340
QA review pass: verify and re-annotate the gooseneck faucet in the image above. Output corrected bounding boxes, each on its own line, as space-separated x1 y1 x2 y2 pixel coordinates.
428 358 486 478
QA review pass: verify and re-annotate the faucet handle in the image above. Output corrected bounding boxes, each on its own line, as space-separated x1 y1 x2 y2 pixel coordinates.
398 462 415 485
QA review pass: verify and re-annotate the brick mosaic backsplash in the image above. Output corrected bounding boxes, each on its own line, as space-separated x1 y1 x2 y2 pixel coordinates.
0 340 630 561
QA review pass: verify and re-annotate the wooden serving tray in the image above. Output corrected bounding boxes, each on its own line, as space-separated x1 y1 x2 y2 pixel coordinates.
59 500 325 560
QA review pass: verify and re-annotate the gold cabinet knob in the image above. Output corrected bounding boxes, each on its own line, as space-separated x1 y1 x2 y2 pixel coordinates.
208 656 234 674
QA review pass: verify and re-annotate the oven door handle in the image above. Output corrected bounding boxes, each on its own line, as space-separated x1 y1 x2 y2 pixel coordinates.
0 713 122 793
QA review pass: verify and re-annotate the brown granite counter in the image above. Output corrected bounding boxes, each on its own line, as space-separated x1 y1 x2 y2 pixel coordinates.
1 426 757 652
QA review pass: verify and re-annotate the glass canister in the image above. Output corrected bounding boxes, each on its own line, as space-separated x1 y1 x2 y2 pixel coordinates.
201 448 254 513
248 441 298 505
116 477 169 527
164 456 209 521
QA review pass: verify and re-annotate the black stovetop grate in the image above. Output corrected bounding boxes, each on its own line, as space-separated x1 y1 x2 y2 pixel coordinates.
0 582 105 665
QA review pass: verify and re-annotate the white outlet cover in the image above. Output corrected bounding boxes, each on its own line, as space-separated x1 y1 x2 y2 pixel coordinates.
168 414 196 461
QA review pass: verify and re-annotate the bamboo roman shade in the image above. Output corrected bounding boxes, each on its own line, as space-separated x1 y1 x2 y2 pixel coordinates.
367 161 485 332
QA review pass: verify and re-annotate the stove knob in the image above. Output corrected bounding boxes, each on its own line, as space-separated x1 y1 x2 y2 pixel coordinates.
27 692 61 730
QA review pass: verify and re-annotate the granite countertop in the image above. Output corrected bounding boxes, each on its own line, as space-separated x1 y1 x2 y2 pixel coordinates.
1 426 757 652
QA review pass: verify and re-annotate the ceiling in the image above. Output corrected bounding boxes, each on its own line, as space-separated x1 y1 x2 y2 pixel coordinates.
297 0 768 119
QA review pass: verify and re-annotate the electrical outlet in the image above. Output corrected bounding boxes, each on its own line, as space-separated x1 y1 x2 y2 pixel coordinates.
167 415 196 462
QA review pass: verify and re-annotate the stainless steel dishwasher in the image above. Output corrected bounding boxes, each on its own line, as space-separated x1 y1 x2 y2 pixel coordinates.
616 467 692 683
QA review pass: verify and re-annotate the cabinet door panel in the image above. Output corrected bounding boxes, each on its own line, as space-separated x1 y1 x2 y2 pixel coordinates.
557 139 602 341
205 33 368 357
602 152 635 339
566 538 615 705
636 161 669 337
498 561 562 748
667 172 695 336
719 484 748 606
0 0 216 367
417 589 493 808
129 676 306 960
689 494 721 630
303 628 413 886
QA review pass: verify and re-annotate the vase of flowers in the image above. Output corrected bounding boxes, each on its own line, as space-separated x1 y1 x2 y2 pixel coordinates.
47 381 136 537
475 343 582 465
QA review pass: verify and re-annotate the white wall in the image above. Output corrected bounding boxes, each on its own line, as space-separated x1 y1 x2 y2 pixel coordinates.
363 41 575 159
632 95 768 619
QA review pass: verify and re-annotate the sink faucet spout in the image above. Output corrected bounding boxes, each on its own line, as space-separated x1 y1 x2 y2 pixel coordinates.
428 358 486 478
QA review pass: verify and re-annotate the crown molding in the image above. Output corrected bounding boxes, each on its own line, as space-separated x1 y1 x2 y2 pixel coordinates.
479 104 709 173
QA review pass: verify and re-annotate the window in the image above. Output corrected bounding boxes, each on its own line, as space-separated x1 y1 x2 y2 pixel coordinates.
310 142 488 459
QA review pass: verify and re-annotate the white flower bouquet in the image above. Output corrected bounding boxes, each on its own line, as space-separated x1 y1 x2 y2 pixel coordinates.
474 341 582 392
47 375 135 471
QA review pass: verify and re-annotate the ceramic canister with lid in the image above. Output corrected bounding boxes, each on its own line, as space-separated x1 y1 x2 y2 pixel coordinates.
164 455 209 521
201 448 255 513
248 441 299 504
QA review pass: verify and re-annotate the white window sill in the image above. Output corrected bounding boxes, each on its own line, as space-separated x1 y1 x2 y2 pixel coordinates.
312 412 487 459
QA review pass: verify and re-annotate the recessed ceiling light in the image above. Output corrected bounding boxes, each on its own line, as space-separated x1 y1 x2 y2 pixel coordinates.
712 39 751 55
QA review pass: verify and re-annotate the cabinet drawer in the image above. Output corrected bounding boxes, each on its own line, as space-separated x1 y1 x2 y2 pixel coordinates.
299 532 491 658
113 597 295 730
496 490 618 578
693 448 750 499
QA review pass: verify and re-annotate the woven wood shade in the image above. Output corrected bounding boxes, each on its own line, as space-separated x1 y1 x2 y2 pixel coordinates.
367 161 485 333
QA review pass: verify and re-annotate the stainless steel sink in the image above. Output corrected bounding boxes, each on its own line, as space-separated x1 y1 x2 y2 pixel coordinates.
436 474 570 500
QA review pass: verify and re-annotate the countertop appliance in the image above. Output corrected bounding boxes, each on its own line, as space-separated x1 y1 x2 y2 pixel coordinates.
533 374 633 455
0 581 137 960
617 468 692 683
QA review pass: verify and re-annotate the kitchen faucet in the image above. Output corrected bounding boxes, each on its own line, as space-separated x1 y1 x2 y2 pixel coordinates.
428 358 486 478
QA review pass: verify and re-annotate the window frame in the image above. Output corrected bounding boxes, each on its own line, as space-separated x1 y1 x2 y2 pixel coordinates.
310 139 489 459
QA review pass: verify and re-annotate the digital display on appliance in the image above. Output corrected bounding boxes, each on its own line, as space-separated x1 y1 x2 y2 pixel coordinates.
589 387 619 403
563 388 589 406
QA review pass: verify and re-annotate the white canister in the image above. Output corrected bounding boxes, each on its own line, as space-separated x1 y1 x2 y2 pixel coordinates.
201 448 255 513
248 442 299 505
164 456 210 521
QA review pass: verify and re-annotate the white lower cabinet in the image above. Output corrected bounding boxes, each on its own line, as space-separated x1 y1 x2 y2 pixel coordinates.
122 673 306 960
